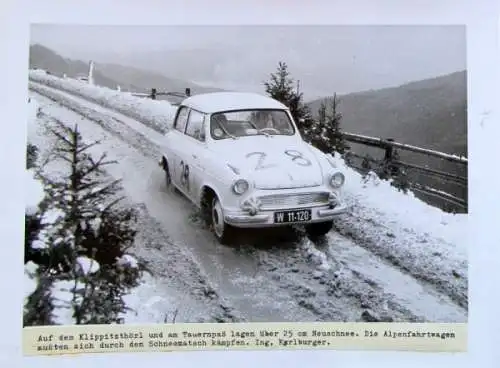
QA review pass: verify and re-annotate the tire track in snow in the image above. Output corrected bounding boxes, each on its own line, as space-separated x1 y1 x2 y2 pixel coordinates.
332 211 468 310
29 84 466 323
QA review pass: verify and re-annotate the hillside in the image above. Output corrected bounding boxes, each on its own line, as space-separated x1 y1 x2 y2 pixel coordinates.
97 63 224 96
307 70 467 157
28 44 143 92
28 44 223 97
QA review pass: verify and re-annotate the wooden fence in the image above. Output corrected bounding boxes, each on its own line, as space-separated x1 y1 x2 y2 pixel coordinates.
132 88 191 103
340 132 468 213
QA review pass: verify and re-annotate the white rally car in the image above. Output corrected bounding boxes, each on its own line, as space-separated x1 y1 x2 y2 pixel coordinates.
159 91 348 244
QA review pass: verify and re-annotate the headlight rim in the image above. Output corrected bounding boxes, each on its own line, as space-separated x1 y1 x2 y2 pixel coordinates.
329 171 345 189
232 178 250 195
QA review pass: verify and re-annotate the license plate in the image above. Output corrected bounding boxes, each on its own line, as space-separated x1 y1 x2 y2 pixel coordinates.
273 209 312 224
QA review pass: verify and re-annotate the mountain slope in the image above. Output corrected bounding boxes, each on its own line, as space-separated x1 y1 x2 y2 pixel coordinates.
307 70 467 156
28 44 143 92
28 44 223 97
96 62 225 95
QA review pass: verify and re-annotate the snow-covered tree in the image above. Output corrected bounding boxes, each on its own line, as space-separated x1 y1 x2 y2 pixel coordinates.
325 94 347 155
24 141 52 325
26 143 38 170
263 61 315 137
307 95 347 156
264 62 295 104
24 123 143 326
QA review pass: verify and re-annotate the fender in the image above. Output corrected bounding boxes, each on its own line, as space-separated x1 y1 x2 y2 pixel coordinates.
159 152 172 169
198 164 237 208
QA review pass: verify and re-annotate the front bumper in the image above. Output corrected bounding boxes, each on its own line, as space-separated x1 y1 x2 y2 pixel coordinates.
224 203 349 228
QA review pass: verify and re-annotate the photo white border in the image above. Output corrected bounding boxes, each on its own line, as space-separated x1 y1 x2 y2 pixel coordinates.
1 0 499 366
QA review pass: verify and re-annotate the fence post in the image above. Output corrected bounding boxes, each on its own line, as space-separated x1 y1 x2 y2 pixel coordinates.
383 138 394 161
384 138 402 178
151 88 157 100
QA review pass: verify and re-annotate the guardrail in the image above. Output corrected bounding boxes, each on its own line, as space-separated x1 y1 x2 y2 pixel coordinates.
340 132 468 213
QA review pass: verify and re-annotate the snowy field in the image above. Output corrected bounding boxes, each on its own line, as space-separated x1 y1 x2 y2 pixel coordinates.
25 73 468 324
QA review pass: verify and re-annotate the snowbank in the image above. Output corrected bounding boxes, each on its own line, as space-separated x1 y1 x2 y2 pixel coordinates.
120 272 178 324
29 69 176 134
331 154 467 255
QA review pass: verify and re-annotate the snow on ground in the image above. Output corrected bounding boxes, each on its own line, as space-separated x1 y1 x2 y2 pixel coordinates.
26 95 240 324
328 155 468 308
28 78 469 323
29 70 176 134
333 160 467 255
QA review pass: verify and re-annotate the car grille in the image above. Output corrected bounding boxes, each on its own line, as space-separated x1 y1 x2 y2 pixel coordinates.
257 192 330 210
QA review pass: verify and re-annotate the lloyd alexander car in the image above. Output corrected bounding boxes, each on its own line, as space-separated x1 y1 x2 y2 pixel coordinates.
159 91 348 244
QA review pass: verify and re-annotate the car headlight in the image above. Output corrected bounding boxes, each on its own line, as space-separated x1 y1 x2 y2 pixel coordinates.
329 172 345 188
232 179 249 195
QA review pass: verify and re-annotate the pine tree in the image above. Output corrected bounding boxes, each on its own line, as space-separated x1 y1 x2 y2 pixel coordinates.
24 123 143 326
307 94 348 156
26 143 38 170
264 61 295 105
326 94 347 156
263 61 315 138
307 101 330 153
24 141 53 326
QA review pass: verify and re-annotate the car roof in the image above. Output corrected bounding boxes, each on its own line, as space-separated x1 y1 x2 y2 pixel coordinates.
181 92 288 113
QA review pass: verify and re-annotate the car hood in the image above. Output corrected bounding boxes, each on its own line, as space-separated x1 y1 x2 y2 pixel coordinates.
212 136 325 189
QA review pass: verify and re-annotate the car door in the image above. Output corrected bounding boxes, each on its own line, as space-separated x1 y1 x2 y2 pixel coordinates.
167 105 190 187
177 109 207 202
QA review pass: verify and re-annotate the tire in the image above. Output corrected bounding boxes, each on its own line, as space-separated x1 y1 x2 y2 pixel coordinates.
305 220 333 239
210 196 237 245
162 158 173 191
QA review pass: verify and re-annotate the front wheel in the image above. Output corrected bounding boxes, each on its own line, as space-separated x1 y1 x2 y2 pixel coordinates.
211 197 237 245
305 221 333 239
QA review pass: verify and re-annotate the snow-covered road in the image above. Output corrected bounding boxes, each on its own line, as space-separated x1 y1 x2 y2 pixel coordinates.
27 81 468 323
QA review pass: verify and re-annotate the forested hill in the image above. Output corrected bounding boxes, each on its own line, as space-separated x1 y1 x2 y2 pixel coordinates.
307 70 467 157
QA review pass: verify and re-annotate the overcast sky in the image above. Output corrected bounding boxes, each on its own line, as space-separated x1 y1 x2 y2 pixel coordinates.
30 24 466 98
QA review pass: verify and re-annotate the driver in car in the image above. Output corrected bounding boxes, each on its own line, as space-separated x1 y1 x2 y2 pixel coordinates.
253 111 275 131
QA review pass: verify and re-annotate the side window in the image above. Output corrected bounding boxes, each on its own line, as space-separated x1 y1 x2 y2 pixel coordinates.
185 110 206 141
174 106 189 133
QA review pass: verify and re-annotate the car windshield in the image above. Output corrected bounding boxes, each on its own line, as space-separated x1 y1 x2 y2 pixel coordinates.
210 109 295 140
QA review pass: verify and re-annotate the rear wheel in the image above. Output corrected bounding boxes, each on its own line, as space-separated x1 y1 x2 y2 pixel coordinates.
305 221 333 240
162 158 173 191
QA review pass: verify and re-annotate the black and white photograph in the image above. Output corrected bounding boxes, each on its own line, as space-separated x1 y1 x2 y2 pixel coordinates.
24 24 468 327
